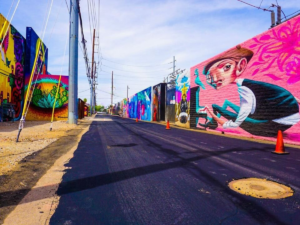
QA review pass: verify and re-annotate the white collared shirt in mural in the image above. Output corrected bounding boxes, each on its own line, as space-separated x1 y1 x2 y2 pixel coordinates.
223 78 300 129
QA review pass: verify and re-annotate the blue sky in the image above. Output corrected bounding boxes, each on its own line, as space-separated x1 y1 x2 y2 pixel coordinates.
1 0 299 106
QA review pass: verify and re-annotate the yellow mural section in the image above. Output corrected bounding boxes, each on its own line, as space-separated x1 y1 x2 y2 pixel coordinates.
0 14 15 104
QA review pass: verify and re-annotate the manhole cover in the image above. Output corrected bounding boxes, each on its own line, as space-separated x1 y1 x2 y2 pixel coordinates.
228 178 294 199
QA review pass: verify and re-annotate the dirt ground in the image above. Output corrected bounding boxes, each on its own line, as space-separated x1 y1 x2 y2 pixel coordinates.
0 117 92 224
0 120 77 176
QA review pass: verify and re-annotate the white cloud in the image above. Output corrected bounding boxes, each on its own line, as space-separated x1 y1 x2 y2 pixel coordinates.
1 0 299 106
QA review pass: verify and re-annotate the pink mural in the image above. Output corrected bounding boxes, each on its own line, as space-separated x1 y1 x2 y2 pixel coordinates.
190 15 300 145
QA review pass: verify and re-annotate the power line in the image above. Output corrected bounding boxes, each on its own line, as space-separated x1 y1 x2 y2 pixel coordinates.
101 57 172 67
101 64 170 73
99 69 167 78
285 10 300 18
79 88 90 93
237 0 272 12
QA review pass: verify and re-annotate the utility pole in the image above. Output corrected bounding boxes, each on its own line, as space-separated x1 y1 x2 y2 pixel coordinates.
276 5 281 25
173 56 175 76
167 56 176 89
68 0 79 124
271 10 276 28
127 85 129 99
111 71 113 114
90 29 95 115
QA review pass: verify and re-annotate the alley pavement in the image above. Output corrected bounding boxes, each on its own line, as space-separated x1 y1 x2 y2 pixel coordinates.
50 114 300 225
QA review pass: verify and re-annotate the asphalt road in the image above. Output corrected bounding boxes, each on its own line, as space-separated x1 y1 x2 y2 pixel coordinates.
50 115 300 225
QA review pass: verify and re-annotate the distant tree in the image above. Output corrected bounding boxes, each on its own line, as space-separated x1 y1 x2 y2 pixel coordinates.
95 105 105 112
83 98 87 103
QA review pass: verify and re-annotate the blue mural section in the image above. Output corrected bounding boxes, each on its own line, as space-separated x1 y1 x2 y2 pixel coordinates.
126 86 152 121
137 86 152 121
128 94 137 119
24 27 48 87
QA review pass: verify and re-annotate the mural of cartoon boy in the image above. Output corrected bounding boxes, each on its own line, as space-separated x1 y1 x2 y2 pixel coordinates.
179 93 188 123
199 45 300 137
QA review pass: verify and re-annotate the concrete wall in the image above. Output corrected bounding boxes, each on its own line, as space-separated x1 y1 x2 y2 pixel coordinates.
0 14 26 121
190 15 300 144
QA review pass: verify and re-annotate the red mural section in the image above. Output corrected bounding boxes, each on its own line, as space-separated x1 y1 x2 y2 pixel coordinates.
190 15 300 145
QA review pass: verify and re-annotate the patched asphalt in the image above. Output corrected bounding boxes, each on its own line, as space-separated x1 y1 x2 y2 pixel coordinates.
50 115 300 225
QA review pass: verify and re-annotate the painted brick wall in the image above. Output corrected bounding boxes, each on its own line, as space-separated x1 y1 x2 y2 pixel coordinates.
0 14 26 121
152 83 166 122
25 74 69 121
190 15 300 145
175 69 190 128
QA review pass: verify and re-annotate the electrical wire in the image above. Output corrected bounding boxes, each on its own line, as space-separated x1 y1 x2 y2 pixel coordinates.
79 88 90 93
237 0 272 12
0 0 21 44
17 0 54 142
5 0 16 21
102 64 171 73
99 69 168 78
50 31 69 131
285 10 300 18
101 57 173 67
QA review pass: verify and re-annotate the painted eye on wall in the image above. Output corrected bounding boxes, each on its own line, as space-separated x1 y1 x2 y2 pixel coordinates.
224 64 231 71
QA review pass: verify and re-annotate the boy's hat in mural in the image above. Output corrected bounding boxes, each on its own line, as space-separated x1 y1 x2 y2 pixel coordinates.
203 45 254 75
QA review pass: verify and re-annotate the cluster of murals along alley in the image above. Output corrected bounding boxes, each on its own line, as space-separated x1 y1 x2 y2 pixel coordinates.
110 14 300 145
0 13 69 122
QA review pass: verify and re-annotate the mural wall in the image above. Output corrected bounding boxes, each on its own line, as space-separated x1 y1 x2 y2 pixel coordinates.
152 83 166 122
26 75 69 120
165 82 175 122
122 98 128 117
190 15 300 144
0 14 26 121
126 87 152 121
175 70 190 128
24 27 48 81
128 94 137 119
137 86 152 121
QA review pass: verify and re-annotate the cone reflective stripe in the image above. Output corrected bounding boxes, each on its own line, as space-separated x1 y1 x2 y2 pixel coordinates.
136 117 138 122
272 130 289 155
166 120 170 130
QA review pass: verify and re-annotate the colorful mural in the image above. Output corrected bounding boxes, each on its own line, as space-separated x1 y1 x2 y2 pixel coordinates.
152 83 166 122
25 75 69 121
137 86 152 121
122 98 128 117
166 81 176 122
126 87 152 121
0 14 26 121
152 84 160 121
175 70 190 128
24 27 48 83
190 15 300 144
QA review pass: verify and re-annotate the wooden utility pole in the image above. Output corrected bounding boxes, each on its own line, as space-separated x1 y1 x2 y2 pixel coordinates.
111 71 113 114
90 29 95 115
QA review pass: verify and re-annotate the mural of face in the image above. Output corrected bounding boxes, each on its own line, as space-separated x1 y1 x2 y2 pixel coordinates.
206 58 247 89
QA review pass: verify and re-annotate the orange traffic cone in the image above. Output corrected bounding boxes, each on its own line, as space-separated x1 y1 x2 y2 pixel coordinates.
272 130 289 155
136 117 138 122
166 120 170 130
